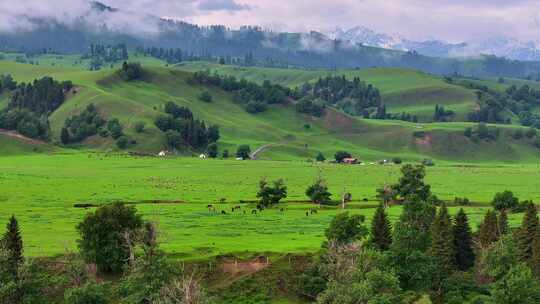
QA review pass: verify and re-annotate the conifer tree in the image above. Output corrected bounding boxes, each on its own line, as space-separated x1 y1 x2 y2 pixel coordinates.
531 228 540 277
370 204 392 251
478 210 499 247
518 203 539 260
2 215 23 277
498 210 508 236
430 204 455 303
453 208 475 271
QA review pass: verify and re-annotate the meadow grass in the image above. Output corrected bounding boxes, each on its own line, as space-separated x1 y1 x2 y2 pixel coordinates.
0 153 537 258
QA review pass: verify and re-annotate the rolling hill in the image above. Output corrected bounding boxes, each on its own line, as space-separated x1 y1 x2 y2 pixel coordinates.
1 59 540 163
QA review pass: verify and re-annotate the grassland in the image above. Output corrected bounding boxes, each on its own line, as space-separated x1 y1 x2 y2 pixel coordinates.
0 153 538 258
2 58 540 163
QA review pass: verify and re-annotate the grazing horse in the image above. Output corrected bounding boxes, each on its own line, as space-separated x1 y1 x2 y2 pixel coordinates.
221 210 227 215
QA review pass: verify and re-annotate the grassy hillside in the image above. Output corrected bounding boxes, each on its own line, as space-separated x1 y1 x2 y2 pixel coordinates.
177 62 478 121
1 59 540 162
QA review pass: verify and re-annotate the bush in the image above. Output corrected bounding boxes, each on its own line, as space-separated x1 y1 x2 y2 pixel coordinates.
222 149 229 159
64 282 109 304
316 152 326 162
454 197 471 206
199 91 213 103
116 136 129 149
306 178 332 205
492 190 519 211
107 119 124 139
236 145 251 160
207 143 218 158
77 202 143 273
526 127 537 139
392 157 402 164
134 121 145 133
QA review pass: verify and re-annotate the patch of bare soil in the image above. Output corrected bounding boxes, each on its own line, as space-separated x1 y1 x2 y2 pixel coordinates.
0 129 46 146
414 132 433 149
220 256 270 283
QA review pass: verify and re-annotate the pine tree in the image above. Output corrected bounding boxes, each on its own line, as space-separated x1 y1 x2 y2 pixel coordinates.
532 228 540 277
498 209 508 236
518 203 539 260
2 215 23 277
429 204 455 304
370 204 392 251
478 210 499 247
60 127 70 144
453 208 475 271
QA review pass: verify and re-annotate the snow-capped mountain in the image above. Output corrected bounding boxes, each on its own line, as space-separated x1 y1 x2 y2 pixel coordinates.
329 26 540 61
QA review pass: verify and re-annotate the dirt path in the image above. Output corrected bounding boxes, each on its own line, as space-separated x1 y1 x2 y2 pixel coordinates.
250 143 276 159
0 129 46 146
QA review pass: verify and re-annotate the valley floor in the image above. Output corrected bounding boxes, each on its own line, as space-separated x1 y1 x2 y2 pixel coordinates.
0 152 538 258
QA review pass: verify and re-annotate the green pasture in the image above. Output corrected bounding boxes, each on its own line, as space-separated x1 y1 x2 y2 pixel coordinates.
0 153 538 258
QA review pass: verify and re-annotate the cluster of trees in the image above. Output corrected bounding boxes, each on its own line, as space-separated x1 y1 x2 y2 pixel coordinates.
0 74 16 94
118 62 144 81
136 47 184 64
61 104 129 148
0 76 72 139
297 165 540 304
82 43 128 70
433 104 455 122
0 204 211 303
155 102 220 151
464 123 500 142
294 76 381 117
190 70 290 113
452 78 540 128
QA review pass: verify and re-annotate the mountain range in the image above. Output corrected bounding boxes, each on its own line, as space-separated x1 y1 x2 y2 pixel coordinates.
328 26 540 61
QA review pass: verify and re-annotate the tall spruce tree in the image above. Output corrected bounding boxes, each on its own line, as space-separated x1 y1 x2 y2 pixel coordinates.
429 204 455 304
2 215 23 277
389 195 436 290
518 203 539 260
370 204 392 251
478 210 499 248
498 210 508 236
532 228 540 277
453 208 475 271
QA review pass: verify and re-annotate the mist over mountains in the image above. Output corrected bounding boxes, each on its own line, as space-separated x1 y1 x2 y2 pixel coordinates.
1 1 540 79
328 26 540 62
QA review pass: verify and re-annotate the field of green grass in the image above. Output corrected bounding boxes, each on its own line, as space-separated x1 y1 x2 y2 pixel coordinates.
0 153 537 258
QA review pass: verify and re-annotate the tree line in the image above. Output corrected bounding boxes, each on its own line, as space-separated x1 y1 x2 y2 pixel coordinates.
294 75 382 117
0 76 72 139
189 70 290 114
294 164 540 304
82 43 128 70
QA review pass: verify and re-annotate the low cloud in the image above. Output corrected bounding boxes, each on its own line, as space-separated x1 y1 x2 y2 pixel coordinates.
197 0 251 11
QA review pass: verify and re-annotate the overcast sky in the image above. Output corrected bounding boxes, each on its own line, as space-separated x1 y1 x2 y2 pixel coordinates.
1 0 540 42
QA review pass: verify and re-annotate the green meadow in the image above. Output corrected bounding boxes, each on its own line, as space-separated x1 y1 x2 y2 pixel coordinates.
0 153 537 258
1 55 540 262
